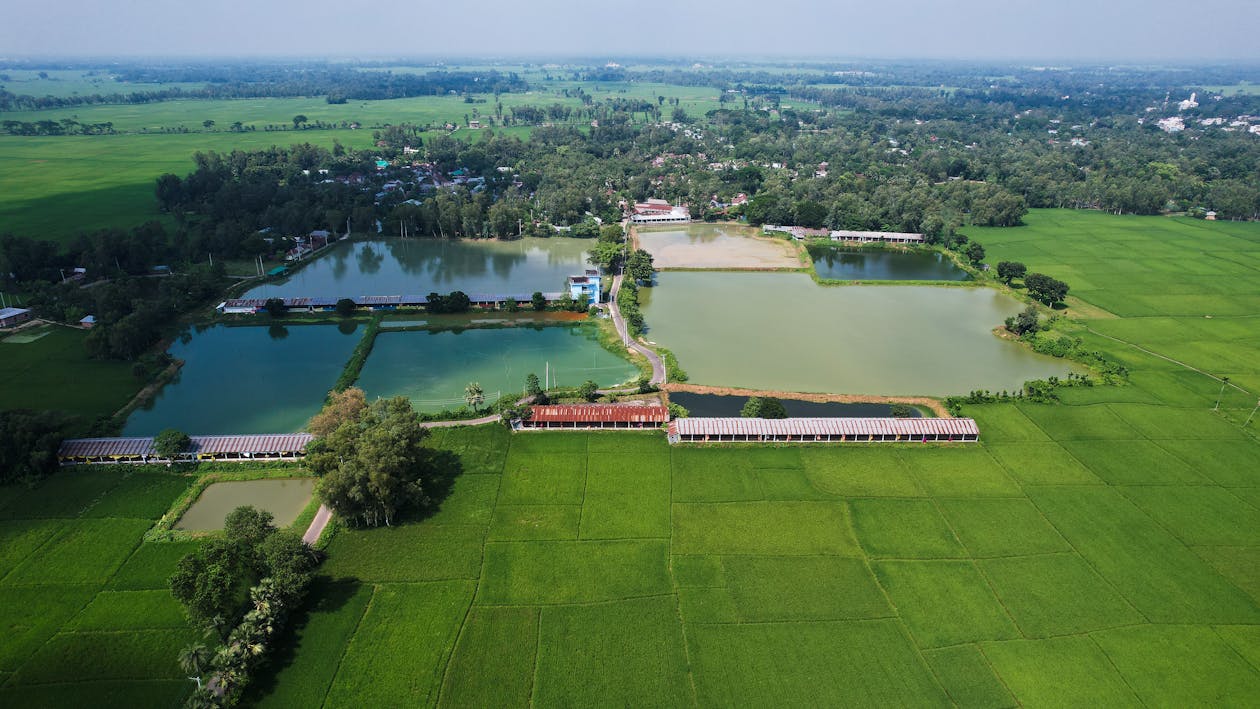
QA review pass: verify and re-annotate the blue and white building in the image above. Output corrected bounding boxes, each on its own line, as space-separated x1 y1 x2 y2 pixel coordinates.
567 270 603 304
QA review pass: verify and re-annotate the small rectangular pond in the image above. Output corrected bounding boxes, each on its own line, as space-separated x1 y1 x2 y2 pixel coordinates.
175 478 316 531
637 224 801 269
669 392 925 418
123 324 361 435
639 272 1079 396
811 247 970 281
242 237 591 300
355 324 638 412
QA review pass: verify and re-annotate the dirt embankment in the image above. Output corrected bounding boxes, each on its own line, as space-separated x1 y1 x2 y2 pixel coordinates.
663 383 952 418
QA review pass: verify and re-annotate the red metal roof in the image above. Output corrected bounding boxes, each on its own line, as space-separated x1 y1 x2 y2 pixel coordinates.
673 417 978 438
59 434 314 458
530 404 669 424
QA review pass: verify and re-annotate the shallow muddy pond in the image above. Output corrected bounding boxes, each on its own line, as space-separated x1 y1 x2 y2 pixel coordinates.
175 478 316 531
243 237 590 299
669 392 925 418
812 248 970 281
123 324 360 435
355 325 637 412
637 224 801 269
639 272 1077 396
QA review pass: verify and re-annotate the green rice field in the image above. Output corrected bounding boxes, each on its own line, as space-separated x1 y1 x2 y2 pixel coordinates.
0 324 142 420
242 401 1260 707
0 467 201 708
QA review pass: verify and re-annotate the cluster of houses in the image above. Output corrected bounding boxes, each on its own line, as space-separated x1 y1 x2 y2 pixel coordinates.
762 225 926 245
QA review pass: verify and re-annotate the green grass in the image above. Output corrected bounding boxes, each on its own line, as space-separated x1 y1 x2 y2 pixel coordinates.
979 636 1142 707
899 447 1022 497
488 504 581 541
476 539 671 605
922 644 1017 709
1091 624 1260 706
688 619 949 707
579 454 670 538
533 596 693 707
320 523 485 582
801 446 924 496
4 518 148 586
322 581 475 708
873 560 1020 648
984 442 1102 485
721 556 892 621
67 590 188 631
498 451 586 505
979 554 1143 637
672 501 860 555
107 541 202 590
11 629 197 684
849 498 966 558
0 679 189 709
1060 440 1206 484
0 585 98 671
938 499 1072 557
438 606 538 708
0 326 142 419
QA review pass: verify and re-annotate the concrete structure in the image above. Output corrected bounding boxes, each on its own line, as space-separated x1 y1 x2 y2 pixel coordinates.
217 292 565 314
58 434 314 465
567 270 603 304
521 404 669 429
668 417 978 444
0 307 32 328
631 199 690 224
830 230 925 244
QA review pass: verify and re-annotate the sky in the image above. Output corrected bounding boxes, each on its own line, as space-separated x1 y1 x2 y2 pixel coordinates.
3 0 1259 62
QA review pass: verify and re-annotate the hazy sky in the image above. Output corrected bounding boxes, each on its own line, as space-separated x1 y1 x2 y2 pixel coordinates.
4 0 1259 61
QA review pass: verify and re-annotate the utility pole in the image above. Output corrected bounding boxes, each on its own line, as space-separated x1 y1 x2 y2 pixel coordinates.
1245 399 1260 428
1214 376 1231 411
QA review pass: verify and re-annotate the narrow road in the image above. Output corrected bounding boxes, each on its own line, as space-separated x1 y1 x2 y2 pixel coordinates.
610 273 667 386
419 414 500 428
302 505 332 545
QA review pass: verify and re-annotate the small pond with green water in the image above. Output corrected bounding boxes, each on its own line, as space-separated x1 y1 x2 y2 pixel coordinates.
243 237 590 299
812 248 970 281
175 478 316 531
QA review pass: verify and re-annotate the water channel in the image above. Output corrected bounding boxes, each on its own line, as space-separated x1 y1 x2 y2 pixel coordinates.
175 478 316 531
811 247 970 281
123 324 360 435
355 324 637 412
639 272 1077 396
242 237 591 299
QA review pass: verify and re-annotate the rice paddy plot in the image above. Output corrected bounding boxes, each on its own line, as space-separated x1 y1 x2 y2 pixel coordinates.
849 498 966 559
979 636 1143 707
1091 624 1260 706
922 644 1017 709
873 560 1020 648
476 539 671 605
937 498 1072 557
979 553 1143 637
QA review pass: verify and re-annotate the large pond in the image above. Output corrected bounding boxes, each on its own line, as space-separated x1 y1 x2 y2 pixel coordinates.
639 272 1077 396
356 325 638 412
669 392 925 418
243 237 591 299
124 324 360 435
812 248 970 281
175 478 316 531
636 224 801 269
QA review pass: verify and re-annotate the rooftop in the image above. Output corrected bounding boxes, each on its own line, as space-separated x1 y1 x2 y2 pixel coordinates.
530 404 670 424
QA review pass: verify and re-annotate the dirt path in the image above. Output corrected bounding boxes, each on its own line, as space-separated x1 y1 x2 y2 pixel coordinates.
302 505 332 545
610 273 666 385
664 383 952 418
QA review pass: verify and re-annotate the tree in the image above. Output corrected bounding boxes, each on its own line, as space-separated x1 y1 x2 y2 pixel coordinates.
224 507 277 550
307 387 367 438
292 115 308 129
965 242 986 265
263 298 285 318
153 428 191 459
307 397 448 527
525 373 542 397
626 249 655 284
531 291 547 311
741 397 787 419
996 261 1027 285
578 380 599 402
178 643 212 689
503 296 518 313
889 403 914 418
464 382 485 410
202 120 215 130
587 241 624 273
637 376 655 394
1025 273 1070 306
446 291 471 313
335 298 356 316
1005 304 1041 336
0 410 66 484
169 538 255 637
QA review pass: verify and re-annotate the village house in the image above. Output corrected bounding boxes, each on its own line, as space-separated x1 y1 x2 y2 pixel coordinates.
567 271 603 304
0 307 32 328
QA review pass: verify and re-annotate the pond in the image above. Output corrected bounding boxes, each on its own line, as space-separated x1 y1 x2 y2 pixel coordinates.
812 247 970 281
636 223 801 269
123 324 360 435
242 237 591 299
638 272 1078 396
669 392 925 418
355 324 638 412
175 478 316 531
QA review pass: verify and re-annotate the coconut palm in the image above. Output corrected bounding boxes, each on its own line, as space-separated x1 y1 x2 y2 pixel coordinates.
179 643 212 689
464 382 485 410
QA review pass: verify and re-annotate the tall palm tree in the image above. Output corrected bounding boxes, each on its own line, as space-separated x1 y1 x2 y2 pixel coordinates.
179 643 212 689
465 382 485 411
